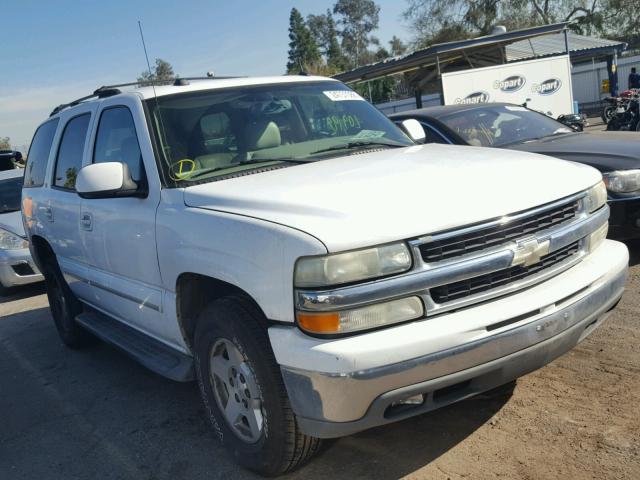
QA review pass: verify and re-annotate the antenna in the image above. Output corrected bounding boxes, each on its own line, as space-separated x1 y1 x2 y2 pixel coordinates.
137 21 171 182
138 21 156 89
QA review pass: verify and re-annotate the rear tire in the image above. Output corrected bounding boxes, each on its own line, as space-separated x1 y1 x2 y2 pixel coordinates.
42 256 94 349
602 105 615 123
194 296 321 476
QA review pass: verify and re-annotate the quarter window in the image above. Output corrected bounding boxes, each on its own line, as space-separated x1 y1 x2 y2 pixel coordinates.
23 118 59 188
54 114 91 190
93 107 145 182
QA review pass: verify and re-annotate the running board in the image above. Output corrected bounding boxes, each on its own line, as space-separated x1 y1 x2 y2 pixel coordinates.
75 310 194 382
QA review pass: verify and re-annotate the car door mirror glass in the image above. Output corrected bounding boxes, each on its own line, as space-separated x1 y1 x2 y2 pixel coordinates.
399 119 426 143
76 162 140 199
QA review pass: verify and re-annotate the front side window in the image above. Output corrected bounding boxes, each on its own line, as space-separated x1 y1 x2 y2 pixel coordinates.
0 175 23 213
23 118 59 188
54 114 90 190
439 105 574 147
146 81 412 186
93 107 145 182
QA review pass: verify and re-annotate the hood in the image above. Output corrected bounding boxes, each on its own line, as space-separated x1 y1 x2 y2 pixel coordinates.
184 144 600 252
0 210 25 237
505 131 640 171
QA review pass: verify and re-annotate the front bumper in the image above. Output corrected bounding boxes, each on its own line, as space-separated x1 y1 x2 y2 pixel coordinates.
270 240 628 438
0 247 43 289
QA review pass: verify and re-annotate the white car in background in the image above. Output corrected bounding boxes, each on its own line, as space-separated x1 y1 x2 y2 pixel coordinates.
0 169 42 294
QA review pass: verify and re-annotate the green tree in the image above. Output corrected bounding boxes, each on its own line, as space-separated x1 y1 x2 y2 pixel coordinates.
308 10 347 71
287 8 321 73
389 35 408 56
137 58 176 85
333 0 381 68
0 137 10 150
402 1 636 47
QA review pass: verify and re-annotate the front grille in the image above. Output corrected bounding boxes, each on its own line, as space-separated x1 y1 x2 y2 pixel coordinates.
419 200 579 263
430 241 580 304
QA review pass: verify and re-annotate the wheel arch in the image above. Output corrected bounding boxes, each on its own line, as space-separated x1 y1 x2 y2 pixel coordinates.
29 234 55 271
175 273 268 350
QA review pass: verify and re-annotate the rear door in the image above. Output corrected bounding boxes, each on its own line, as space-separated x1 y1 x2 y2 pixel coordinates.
27 105 96 299
78 95 168 343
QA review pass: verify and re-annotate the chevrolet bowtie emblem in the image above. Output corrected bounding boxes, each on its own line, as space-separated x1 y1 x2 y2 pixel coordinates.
511 237 550 267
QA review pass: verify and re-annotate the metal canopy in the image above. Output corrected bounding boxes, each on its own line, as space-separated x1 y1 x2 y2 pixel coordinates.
506 31 627 63
333 23 569 84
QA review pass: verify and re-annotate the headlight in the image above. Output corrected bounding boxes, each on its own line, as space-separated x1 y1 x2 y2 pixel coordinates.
0 228 28 250
603 170 640 194
296 296 424 335
584 181 607 212
294 242 412 288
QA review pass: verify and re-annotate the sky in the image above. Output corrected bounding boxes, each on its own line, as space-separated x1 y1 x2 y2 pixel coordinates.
0 0 411 151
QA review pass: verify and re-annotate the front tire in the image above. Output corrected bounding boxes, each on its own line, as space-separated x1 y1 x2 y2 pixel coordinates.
194 297 321 476
42 256 94 349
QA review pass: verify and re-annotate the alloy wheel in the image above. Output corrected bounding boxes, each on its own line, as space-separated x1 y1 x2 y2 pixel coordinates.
209 338 264 443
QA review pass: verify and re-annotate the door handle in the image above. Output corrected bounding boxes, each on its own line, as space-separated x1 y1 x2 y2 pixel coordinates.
81 212 93 231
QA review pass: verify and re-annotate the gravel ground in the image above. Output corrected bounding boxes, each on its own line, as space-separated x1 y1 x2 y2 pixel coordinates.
1 243 639 480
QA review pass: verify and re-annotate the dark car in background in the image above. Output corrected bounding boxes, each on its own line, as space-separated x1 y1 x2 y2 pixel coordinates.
0 150 24 170
390 104 640 239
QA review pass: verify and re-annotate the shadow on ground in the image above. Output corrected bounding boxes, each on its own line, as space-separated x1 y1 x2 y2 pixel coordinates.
0 282 45 303
0 306 511 480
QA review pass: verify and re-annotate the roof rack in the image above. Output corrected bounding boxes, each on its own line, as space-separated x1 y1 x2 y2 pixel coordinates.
49 76 245 117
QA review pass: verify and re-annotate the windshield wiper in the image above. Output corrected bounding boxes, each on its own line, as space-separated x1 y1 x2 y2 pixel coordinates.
310 140 407 155
188 158 312 180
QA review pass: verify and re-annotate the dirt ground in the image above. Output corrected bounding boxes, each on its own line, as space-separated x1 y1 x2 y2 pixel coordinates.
0 244 638 480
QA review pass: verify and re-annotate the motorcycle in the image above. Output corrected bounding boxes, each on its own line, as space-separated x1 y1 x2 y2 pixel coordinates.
601 89 640 123
557 113 588 131
606 94 640 131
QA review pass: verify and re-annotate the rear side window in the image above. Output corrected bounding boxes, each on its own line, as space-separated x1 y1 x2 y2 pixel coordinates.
54 114 91 190
93 107 145 182
23 118 59 188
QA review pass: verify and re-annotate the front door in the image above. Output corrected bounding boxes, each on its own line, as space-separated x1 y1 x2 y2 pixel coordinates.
78 96 170 344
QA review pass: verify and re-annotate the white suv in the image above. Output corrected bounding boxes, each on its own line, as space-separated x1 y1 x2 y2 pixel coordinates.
22 76 627 476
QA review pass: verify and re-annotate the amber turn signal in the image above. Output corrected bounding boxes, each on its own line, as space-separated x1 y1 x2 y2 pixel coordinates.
296 311 341 334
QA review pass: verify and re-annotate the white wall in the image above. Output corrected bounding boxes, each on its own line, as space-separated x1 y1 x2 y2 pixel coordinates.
572 54 640 104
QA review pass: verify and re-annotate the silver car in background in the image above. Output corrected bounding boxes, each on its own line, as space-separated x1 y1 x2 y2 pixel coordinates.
0 169 42 294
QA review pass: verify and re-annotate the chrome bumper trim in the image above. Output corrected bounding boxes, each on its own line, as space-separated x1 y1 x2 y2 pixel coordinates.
296 205 609 312
283 261 626 436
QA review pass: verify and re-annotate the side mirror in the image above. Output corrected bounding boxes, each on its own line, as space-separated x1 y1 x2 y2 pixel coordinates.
14 151 23 162
399 119 426 143
76 162 142 199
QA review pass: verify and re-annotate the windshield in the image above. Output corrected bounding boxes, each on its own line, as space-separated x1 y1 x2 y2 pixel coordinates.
439 105 574 147
146 81 412 185
0 176 23 213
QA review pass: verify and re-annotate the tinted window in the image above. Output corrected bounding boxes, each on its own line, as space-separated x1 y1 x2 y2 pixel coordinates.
54 114 90 190
420 122 449 144
0 176 23 213
23 119 59 187
93 107 144 182
438 105 573 147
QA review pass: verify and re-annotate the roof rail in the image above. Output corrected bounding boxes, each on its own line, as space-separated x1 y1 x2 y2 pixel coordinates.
49 76 246 117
